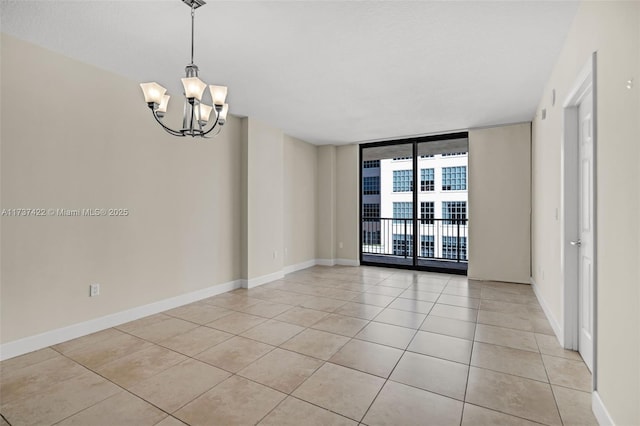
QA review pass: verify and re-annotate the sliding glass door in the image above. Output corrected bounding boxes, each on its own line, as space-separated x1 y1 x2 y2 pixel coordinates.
360 133 469 274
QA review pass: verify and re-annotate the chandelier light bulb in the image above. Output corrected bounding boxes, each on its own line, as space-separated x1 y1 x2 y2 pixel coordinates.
219 103 229 124
157 95 170 113
209 85 228 107
139 82 167 104
195 103 213 123
181 77 207 101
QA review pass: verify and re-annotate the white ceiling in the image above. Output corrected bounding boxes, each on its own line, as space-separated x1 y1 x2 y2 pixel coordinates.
1 0 579 145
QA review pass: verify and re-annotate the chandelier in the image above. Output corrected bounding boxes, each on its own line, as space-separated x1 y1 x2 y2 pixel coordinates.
139 0 228 138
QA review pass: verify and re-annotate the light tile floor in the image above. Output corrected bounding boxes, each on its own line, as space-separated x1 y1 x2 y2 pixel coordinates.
0 266 598 425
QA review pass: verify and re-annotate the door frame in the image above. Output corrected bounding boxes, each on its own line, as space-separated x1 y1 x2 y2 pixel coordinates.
561 52 597 385
358 132 469 275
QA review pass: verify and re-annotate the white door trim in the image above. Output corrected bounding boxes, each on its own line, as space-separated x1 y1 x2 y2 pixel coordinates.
561 52 597 387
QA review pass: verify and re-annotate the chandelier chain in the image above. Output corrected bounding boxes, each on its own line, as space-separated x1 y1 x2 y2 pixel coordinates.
190 4 195 65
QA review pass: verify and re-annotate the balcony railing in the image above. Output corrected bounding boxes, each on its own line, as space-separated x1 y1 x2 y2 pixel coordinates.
362 218 468 262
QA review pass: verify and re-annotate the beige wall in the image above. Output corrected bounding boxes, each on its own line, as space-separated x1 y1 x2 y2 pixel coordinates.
314 144 359 264
0 35 322 348
316 145 336 260
468 123 531 284
240 119 249 279
0 34 243 343
244 118 284 280
531 2 639 424
335 144 359 262
283 135 317 267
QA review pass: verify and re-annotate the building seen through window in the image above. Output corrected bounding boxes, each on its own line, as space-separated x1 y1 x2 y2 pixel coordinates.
361 145 468 264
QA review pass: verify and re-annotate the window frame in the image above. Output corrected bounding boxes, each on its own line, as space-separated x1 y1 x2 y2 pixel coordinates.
441 166 467 191
362 176 380 195
393 169 413 192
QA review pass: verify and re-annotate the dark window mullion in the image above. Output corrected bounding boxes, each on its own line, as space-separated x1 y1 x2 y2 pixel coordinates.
412 141 418 267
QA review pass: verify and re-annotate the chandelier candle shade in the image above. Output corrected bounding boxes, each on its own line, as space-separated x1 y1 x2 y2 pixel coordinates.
140 0 228 138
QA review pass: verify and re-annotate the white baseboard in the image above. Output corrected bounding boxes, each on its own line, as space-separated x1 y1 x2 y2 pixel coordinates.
1 259 361 361
530 276 564 344
592 391 615 426
244 258 359 288
242 270 285 289
336 258 360 266
0 279 242 361
315 258 359 267
283 259 317 275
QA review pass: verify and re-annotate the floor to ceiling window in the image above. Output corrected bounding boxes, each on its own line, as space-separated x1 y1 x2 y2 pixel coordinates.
359 133 469 274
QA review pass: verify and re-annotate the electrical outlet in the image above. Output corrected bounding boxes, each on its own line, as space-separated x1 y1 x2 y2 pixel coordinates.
89 283 100 297
339 242 344 249
273 250 278 259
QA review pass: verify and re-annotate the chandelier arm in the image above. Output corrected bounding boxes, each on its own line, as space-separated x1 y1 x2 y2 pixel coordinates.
201 113 221 137
151 109 186 137
202 126 223 139
188 102 196 137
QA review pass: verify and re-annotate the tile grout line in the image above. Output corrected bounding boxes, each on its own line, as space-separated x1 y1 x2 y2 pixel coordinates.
168 272 444 422
459 275 479 426
51 301 306 424
53 306 323 425
51 349 179 425
66 323 289 421
2 272 368 420
0 413 13 426
261 271 408 423
540 342 568 426
170 286 380 423
358 276 445 424
462 402 550 426
2 266 580 426
249 270 396 424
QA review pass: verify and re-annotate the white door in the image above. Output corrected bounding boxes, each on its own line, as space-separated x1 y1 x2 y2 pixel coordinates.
577 90 594 372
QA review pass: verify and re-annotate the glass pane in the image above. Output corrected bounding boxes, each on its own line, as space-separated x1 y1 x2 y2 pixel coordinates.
416 139 468 264
361 143 413 266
